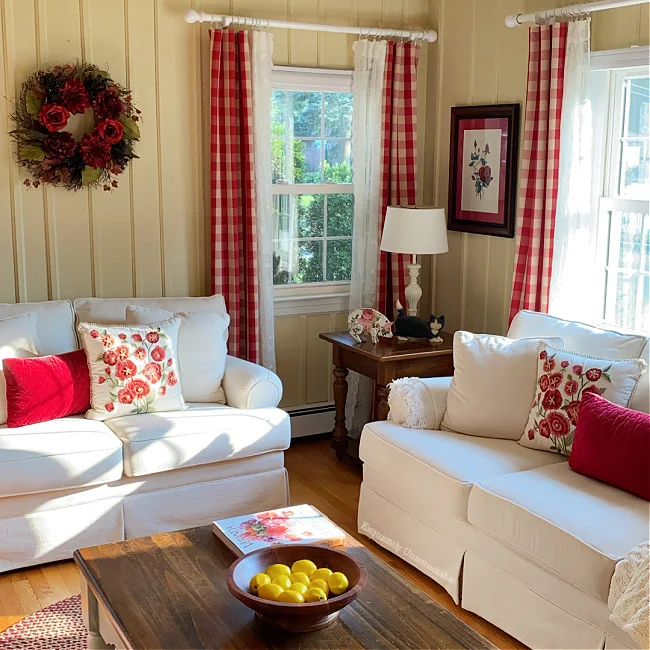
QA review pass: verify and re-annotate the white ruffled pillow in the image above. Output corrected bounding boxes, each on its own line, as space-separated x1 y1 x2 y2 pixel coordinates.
388 376 452 430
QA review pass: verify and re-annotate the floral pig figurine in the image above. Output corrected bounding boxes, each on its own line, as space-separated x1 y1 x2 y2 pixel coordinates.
348 308 393 344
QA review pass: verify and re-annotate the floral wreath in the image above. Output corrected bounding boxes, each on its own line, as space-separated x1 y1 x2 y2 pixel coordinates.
10 62 140 191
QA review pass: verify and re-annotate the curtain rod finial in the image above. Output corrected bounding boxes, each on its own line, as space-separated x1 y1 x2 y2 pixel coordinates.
505 14 520 27
184 9 201 23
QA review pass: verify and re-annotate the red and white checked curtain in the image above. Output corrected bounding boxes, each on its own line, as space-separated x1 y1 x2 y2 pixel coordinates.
377 41 420 319
509 23 568 323
209 29 260 363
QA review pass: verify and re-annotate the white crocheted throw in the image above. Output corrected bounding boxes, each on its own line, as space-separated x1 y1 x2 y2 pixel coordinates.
608 541 649 649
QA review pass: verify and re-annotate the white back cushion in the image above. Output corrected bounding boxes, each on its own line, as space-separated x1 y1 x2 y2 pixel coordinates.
0 300 76 354
508 310 649 413
74 294 228 326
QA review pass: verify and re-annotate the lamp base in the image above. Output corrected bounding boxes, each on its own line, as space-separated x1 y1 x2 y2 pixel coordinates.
405 263 422 316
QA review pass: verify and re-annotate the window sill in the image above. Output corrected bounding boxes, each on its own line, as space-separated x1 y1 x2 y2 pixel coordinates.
274 283 350 316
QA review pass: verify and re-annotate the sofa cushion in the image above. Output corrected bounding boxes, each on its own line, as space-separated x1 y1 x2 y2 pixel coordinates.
74 295 227 326
105 403 291 477
508 310 649 414
0 300 77 355
359 421 565 520
468 462 650 603
0 416 123 498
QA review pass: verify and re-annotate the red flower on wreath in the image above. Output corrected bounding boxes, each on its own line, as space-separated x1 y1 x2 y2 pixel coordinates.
566 401 580 426
105 402 115 413
583 384 602 397
539 375 550 392
115 359 137 381
126 378 150 399
132 333 143 342
167 370 178 387
538 419 551 438
43 132 77 159
547 410 571 437
134 347 147 361
38 104 70 132
539 350 548 360
90 329 100 339
59 80 90 114
115 345 130 361
80 133 112 169
96 118 124 144
94 89 124 119
564 379 579 396
142 362 162 384
151 346 166 362
585 368 603 382
541 389 563 410
118 388 135 405
572 364 583 375
103 350 118 366
543 357 556 373
146 331 159 344
548 372 563 389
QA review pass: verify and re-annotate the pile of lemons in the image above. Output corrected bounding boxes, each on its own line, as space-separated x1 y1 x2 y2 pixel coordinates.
250 559 349 604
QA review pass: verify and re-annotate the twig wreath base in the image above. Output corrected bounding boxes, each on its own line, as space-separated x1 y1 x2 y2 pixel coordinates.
10 62 140 191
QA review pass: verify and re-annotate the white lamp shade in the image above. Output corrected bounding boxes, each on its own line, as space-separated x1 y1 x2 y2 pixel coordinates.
380 206 449 255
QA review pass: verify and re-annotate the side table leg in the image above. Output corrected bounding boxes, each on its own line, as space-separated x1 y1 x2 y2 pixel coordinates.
376 384 390 421
332 366 349 460
82 579 113 650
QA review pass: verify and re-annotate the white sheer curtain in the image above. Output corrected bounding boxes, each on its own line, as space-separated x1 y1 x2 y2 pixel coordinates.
251 31 276 371
346 39 387 437
549 20 597 323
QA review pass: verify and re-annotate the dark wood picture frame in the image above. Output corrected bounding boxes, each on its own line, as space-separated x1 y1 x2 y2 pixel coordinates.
448 104 520 238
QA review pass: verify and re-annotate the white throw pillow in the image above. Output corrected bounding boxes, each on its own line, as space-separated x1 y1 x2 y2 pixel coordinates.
126 306 229 404
518 342 647 455
441 331 564 440
78 318 186 420
0 312 42 425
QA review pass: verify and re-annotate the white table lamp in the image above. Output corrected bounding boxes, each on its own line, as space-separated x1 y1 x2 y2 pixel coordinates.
380 206 449 316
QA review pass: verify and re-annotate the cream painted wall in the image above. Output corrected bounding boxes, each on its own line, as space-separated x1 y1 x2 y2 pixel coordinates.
429 0 650 336
0 0 431 411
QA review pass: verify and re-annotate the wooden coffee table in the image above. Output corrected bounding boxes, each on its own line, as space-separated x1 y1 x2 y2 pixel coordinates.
74 526 494 650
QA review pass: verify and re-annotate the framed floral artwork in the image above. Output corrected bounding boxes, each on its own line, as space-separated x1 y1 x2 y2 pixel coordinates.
448 104 520 238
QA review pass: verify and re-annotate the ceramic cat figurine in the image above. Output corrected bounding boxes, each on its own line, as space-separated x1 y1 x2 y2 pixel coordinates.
348 308 393 344
394 301 445 343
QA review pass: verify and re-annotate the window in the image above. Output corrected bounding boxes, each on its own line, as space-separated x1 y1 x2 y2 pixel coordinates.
271 68 354 289
593 59 650 331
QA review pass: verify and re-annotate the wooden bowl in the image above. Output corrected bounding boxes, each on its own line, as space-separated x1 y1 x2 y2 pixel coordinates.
227 544 367 633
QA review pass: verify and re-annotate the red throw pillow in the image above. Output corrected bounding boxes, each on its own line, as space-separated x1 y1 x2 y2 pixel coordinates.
569 391 650 500
3 349 90 427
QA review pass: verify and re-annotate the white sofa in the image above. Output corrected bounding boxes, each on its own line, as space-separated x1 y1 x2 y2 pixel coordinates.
0 295 291 573
358 311 650 650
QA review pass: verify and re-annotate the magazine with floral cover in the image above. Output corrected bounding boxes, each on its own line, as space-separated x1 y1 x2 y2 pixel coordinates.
212 504 346 557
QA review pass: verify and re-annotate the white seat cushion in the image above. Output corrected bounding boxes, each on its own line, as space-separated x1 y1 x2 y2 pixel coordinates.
359 421 565 521
468 463 650 603
105 403 291 477
0 416 123 498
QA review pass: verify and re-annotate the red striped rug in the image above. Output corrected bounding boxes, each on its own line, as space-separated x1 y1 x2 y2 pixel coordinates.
0 595 85 650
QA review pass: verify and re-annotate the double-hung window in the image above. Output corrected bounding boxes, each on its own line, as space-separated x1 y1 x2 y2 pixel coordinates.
592 53 650 331
271 68 354 295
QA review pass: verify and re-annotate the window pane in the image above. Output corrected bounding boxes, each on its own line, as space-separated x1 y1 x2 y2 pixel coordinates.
290 91 322 138
617 211 644 270
326 239 353 281
611 272 650 331
324 140 352 183
293 140 322 183
296 241 323 283
619 140 650 197
623 77 650 138
272 139 287 183
324 92 353 138
272 90 287 137
296 194 324 237
327 193 354 236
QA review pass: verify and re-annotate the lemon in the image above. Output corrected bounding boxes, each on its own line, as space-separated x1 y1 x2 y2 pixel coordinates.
304 587 327 602
272 574 292 589
257 583 284 601
277 589 305 604
291 559 317 576
311 568 333 582
289 572 311 586
265 564 291 579
249 572 271 594
309 578 329 596
286 582 308 595
328 572 349 596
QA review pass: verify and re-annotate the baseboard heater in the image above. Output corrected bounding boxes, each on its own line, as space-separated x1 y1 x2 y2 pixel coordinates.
287 405 335 439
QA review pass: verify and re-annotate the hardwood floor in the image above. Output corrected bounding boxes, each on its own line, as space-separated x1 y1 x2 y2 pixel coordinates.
0 438 526 649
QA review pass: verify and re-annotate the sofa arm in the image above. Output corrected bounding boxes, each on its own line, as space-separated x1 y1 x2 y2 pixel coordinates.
387 376 452 430
222 355 283 409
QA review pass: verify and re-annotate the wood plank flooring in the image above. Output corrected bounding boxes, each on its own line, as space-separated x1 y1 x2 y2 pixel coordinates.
0 439 526 649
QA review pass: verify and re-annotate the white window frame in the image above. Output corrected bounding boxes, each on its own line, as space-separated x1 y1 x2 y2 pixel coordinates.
271 66 354 313
590 50 650 330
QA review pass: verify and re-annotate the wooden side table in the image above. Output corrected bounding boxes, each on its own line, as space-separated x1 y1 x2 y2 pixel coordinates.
319 331 454 460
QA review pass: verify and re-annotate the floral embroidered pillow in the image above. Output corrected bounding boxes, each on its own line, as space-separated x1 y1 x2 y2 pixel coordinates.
78 318 186 420
518 342 646 456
